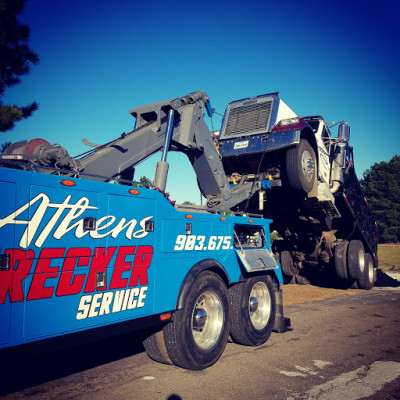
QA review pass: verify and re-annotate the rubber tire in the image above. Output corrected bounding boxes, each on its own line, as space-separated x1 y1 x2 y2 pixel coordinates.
228 275 276 346
359 253 374 290
280 250 298 277
349 280 359 289
163 271 230 370
286 139 317 193
334 240 349 280
347 240 365 280
143 330 173 365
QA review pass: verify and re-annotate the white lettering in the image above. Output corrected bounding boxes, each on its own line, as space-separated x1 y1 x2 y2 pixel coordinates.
109 218 137 239
0 193 153 248
133 217 153 239
127 287 139 309
137 286 147 308
76 295 92 320
90 216 116 239
35 195 75 247
53 197 95 240
121 288 130 311
112 290 124 313
76 288 148 320
88 293 103 318
99 292 113 315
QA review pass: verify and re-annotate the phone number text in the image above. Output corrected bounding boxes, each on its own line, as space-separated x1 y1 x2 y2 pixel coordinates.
174 235 233 251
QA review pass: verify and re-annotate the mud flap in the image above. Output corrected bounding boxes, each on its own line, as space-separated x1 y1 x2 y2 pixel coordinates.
273 288 292 333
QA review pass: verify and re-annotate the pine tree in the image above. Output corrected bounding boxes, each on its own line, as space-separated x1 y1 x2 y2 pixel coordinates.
0 0 39 132
0 141 11 153
361 155 400 243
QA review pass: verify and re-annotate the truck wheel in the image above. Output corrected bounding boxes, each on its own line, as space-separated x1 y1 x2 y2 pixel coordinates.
359 253 374 290
163 271 230 370
349 280 359 289
280 250 298 277
347 240 365 280
229 275 276 346
334 240 349 280
286 139 316 193
143 330 173 365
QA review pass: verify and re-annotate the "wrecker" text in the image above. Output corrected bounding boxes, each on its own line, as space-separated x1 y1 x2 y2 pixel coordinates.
0 245 153 304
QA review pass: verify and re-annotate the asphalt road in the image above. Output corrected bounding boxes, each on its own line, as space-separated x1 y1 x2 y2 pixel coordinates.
1 285 400 400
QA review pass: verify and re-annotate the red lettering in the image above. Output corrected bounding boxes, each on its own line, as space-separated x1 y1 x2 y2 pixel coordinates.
56 248 91 296
109 246 135 290
0 249 34 303
27 248 65 300
129 245 152 286
0 244 152 303
84 247 117 293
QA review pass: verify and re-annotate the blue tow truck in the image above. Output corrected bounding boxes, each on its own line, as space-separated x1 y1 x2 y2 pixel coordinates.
0 91 290 370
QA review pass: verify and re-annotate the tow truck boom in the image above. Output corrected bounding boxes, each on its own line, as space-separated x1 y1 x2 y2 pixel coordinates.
3 92 255 211
79 91 257 209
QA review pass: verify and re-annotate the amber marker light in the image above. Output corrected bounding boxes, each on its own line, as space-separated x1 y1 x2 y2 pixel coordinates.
220 216 226 221
185 214 193 219
248 219 253 223
160 312 172 321
128 189 140 195
60 179 76 187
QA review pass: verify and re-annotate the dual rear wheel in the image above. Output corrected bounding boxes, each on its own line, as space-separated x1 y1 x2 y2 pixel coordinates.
334 239 374 289
143 271 276 370
229 275 276 346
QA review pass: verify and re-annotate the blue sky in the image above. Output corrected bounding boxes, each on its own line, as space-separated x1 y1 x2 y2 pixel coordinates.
2 0 399 204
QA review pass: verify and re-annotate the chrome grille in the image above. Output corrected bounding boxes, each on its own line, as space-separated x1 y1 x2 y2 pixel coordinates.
223 100 272 138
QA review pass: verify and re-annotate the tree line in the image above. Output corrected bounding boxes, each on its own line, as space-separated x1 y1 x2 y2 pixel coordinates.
361 155 400 243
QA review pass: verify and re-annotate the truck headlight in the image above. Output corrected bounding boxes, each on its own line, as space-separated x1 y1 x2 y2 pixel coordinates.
280 117 300 126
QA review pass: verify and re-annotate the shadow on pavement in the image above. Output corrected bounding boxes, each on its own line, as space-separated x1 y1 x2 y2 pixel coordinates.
375 269 400 287
0 326 155 397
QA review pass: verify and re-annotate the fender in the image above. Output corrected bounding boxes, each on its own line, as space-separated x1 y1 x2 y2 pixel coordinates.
175 259 230 310
300 127 318 161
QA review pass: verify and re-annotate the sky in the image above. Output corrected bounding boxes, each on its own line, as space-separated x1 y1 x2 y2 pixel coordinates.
2 0 400 204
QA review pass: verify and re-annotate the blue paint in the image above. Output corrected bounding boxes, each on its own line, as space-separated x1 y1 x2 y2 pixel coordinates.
0 167 282 348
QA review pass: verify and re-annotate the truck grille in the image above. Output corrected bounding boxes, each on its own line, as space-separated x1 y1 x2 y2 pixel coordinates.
223 100 273 138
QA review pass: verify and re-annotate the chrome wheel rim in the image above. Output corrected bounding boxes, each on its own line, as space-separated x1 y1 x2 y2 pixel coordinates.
301 150 315 182
191 290 224 350
367 258 374 283
358 248 365 274
249 282 271 330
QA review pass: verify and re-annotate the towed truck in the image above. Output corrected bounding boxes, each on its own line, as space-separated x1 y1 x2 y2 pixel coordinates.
0 92 289 370
216 93 378 289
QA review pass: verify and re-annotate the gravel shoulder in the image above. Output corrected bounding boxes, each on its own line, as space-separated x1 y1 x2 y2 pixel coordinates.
282 284 362 306
282 269 400 306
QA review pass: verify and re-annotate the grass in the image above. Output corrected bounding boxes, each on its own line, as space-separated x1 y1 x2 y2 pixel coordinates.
378 244 400 272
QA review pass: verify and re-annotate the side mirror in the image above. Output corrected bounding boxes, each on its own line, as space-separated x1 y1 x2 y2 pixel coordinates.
338 123 350 142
